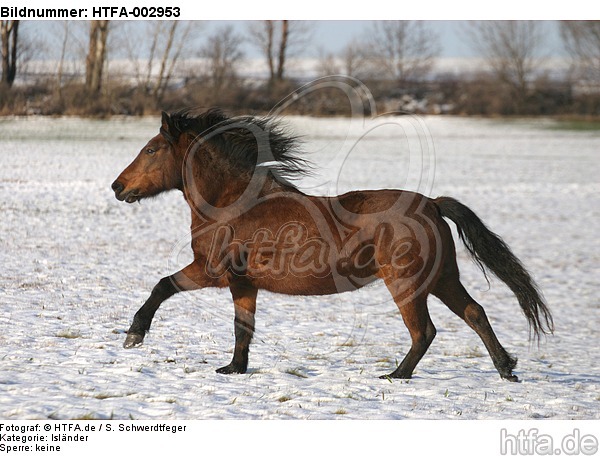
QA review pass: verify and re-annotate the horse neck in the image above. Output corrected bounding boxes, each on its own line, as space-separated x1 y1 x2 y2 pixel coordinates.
182 160 301 215
181 137 305 212
181 152 254 207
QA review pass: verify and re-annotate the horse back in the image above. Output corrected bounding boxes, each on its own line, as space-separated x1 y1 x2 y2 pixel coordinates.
190 188 447 297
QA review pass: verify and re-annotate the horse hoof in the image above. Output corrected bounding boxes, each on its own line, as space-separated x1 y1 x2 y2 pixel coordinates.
216 363 246 375
379 371 411 380
123 333 144 349
503 374 520 383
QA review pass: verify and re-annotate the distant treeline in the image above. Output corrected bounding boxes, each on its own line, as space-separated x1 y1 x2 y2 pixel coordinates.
1 74 598 119
1 20 599 117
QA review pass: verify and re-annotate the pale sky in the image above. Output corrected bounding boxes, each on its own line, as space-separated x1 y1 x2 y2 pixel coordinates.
28 20 567 64
199 20 566 58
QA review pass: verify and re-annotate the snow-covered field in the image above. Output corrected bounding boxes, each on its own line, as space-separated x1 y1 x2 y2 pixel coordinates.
0 115 598 420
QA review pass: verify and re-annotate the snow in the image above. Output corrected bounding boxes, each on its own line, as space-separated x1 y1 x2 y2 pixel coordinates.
0 115 598 420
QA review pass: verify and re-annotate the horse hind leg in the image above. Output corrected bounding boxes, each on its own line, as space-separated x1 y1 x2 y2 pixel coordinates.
433 275 519 382
216 279 258 375
380 293 437 380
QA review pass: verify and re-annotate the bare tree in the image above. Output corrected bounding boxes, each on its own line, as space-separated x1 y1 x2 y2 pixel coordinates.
315 40 371 79
466 21 544 106
315 50 340 77
276 20 289 80
248 20 311 83
365 21 439 84
249 20 275 80
340 40 367 79
56 22 70 98
85 20 109 95
1 20 19 88
560 21 600 82
200 25 244 94
123 21 192 103
122 22 152 89
53 22 89 80
39 21 85 100
153 22 186 102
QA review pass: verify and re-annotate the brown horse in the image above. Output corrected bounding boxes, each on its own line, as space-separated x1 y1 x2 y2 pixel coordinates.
111 108 553 381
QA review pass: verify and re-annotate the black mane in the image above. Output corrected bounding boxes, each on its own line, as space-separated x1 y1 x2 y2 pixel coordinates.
163 108 311 186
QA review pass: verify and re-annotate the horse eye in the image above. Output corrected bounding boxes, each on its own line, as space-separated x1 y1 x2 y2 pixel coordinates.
146 148 156 155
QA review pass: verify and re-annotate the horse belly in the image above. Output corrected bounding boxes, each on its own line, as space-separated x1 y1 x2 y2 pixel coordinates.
243 235 382 295
250 273 375 296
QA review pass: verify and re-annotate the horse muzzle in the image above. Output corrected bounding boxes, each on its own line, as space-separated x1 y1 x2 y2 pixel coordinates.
111 180 140 203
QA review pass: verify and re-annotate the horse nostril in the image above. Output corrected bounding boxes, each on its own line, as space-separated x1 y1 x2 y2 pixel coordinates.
112 180 124 194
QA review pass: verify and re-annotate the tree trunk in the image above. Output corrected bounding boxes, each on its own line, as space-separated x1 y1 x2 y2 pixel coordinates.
276 20 288 81
151 22 190 104
85 23 98 90
152 22 177 103
145 24 160 93
85 20 109 95
266 20 275 80
56 22 69 99
1 20 19 88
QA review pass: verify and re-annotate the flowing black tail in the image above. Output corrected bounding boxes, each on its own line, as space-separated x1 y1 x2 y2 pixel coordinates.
435 196 554 341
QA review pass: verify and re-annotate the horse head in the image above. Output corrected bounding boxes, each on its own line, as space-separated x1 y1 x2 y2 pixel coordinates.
112 112 185 203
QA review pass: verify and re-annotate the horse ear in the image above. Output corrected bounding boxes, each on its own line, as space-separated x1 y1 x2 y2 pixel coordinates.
160 111 177 144
161 111 171 132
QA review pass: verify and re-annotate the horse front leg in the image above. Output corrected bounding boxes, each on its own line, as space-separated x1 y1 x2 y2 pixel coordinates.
216 279 258 374
123 262 209 348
